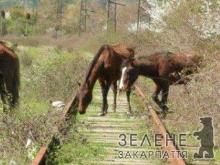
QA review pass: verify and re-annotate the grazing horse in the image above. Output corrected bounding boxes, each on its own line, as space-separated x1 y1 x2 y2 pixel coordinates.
76 44 135 116
119 51 201 111
0 41 20 110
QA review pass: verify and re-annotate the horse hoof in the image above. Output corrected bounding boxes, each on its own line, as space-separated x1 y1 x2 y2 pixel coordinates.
127 111 133 115
162 105 169 112
99 113 105 116
152 96 160 104
99 111 107 116
159 104 169 112
112 108 116 113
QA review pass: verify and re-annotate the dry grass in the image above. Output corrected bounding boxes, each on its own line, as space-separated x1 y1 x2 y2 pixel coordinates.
0 45 89 164
0 1 219 164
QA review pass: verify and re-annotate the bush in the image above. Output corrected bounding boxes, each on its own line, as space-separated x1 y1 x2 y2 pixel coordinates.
0 45 89 164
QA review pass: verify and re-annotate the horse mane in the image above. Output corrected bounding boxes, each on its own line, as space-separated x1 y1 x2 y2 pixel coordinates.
13 56 20 104
136 51 173 60
112 43 135 59
85 44 109 82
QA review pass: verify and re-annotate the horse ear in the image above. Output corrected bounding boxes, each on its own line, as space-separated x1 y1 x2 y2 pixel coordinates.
129 58 135 67
127 47 135 58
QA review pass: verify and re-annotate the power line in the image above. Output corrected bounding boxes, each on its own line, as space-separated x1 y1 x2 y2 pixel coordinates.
137 0 141 31
55 0 63 38
79 0 95 35
107 0 125 33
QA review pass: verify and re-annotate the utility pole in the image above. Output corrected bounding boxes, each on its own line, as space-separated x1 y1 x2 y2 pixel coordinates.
84 0 87 32
79 0 95 35
0 10 6 36
114 0 117 32
107 0 125 33
137 0 141 31
25 13 31 36
79 0 83 36
107 0 110 32
55 0 63 38
34 0 39 20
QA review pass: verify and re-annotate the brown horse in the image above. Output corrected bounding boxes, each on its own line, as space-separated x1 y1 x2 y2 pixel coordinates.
0 41 20 110
76 44 135 116
119 51 201 111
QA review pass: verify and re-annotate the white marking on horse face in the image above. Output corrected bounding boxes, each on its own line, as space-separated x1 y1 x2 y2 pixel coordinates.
119 67 127 90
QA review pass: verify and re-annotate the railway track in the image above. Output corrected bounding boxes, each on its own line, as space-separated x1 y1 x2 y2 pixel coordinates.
31 84 187 165
31 91 78 165
134 85 186 165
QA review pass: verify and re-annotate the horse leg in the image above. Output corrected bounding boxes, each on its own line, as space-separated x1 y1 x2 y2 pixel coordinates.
0 74 7 111
4 75 14 109
126 90 132 114
99 80 111 116
161 82 169 112
158 66 170 112
152 79 162 105
11 73 19 107
111 81 117 112
103 82 111 115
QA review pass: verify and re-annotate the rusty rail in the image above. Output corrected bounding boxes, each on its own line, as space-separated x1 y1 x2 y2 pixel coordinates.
32 84 186 165
134 85 186 165
31 91 78 165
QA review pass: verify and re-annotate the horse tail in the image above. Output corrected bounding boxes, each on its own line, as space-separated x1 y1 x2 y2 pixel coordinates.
12 56 20 106
85 44 109 81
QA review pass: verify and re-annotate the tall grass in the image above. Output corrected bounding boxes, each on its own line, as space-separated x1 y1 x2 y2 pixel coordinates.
0 45 89 164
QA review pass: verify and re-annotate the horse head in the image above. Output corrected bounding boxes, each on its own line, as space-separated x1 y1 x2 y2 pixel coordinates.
183 54 203 76
119 58 138 91
76 82 92 114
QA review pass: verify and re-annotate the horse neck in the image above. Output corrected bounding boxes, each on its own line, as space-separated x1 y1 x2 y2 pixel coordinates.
177 56 195 68
133 60 155 77
84 61 103 91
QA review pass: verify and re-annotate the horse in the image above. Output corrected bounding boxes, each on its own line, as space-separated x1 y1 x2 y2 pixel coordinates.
76 44 135 116
119 51 201 111
0 41 20 111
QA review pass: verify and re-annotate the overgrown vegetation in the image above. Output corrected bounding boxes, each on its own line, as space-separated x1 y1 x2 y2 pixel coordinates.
132 1 220 164
0 0 219 164
0 46 89 164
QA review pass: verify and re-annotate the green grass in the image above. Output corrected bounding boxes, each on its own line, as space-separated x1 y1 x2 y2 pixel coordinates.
46 87 107 164
215 148 220 162
46 129 106 165
138 76 220 165
48 85 165 165
0 45 89 164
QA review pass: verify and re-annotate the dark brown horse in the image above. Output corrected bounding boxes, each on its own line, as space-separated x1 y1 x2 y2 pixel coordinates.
119 51 201 111
0 41 20 110
76 44 135 116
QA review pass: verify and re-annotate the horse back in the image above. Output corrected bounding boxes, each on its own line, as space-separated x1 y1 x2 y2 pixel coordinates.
0 44 19 73
112 43 135 59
